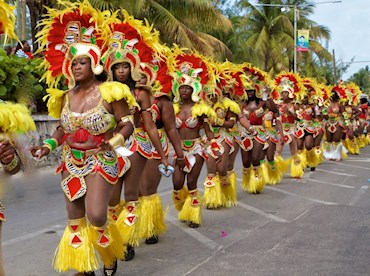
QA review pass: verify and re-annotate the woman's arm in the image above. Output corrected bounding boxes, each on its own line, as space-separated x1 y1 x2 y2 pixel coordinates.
139 90 169 166
160 97 185 169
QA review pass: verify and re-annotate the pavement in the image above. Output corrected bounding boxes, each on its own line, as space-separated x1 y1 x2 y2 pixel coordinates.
2 147 370 276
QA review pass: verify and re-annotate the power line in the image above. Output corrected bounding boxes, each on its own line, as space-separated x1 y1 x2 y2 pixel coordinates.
344 61 370 64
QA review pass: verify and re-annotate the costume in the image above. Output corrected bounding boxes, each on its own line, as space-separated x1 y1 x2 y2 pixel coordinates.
200 62 242 208
274 72 306 179
37 1 137 272
298 77 323 169
0 101 36 221
322 82 348 161
101 10 168 248
170 47 218 226
0 0 35 221
243 64 285 186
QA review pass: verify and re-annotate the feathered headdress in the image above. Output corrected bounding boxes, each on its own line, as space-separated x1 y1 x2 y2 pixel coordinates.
152 47 176 99
220 62 250 101
169 46 211 103
0 100 36 134
37 0 108 89
331 81 347 103
273 72 304 102
102 10 162 82
302 77 322 104
0 0 18 45
242 63 274 99
345 82 362 106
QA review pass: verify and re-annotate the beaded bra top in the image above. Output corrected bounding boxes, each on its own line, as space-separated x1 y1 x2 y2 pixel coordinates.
60 94 115 136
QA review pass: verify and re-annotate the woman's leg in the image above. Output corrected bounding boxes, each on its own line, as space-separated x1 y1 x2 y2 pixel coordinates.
179 155 204 227
139 159 166 244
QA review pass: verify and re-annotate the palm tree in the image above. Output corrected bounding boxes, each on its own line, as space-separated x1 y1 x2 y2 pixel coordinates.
25 0 233 59
229 0 332 76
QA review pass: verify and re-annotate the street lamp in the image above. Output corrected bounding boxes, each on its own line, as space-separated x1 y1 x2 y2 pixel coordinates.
254 1 342 73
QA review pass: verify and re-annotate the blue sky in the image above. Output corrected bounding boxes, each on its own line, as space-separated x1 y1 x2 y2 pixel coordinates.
238 0 369 80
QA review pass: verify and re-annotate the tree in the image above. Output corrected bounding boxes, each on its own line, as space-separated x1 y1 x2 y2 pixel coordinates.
25 0 233 59
228 0 332 76
348 66 370 95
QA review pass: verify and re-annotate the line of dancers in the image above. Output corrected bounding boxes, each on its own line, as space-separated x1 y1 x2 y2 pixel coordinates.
1 1 369 275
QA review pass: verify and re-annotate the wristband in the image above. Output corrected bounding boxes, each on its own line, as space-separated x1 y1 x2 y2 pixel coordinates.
108 133 125 149
43 138 58 151
121 115 134 125
2 154 19 172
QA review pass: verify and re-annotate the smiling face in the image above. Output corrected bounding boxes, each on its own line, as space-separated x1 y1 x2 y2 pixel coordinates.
179 85 193 100
113 62 131 83
71 57 94 83
138 73 148 85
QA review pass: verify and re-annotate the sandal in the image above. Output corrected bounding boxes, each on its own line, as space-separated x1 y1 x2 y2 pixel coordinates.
104 260 117 276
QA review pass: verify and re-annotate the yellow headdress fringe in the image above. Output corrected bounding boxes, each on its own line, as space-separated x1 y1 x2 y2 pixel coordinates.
99 81 139 109
43 88 66 119
191 101 217 121
0 0 18 45
0 101 36 133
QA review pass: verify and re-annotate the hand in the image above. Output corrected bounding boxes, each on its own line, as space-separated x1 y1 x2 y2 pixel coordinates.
30 146 50 159
161 157 169 167
97 140 113 152
176 157 186 170
0 140 16 164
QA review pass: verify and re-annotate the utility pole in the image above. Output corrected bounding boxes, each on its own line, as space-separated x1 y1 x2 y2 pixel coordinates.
333 49 337 84
293 3 297 73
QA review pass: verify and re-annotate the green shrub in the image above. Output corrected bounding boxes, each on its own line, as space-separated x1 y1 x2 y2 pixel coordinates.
0 49 47 113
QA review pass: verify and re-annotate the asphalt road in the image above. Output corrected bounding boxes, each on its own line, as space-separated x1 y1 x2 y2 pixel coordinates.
2 147 370 276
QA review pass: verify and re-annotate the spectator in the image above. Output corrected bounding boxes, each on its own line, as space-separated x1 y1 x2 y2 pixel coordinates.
4 45 12 55
15 40 33 59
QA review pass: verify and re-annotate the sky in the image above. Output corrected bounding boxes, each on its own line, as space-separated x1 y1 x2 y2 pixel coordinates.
310 0 370 80
243 0 370 80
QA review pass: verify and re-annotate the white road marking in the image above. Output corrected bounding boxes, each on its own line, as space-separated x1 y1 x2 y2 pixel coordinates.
165 213 222 251
315 168 356 176
265 186 338 205
3 224 64 246
349 186 369 206
326 161 369 170
305 178 355 189
237 202 289 223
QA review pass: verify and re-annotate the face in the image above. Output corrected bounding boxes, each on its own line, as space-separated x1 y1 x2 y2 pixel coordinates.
209 94 218 104
113 62 131 82
138 73 147 85
23 42 30 52
179 85 193 100
246 90 256 100
302 94 309 104
282 91 289 100
71 57 94 82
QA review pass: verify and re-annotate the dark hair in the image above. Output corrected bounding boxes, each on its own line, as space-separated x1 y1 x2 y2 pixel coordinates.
15 40 27 52
360 97 368 104
331 91 340 101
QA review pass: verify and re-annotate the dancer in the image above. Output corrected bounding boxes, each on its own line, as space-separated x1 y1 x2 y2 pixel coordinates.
102 12 170 261
202 62 242 209
31 2 137 275
296 78 322 171
243 64 284 185
274 72 306 179
322 83 347 161
170 48 221 227
0 2 36 274
138 52 185 244
0 101 36 276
